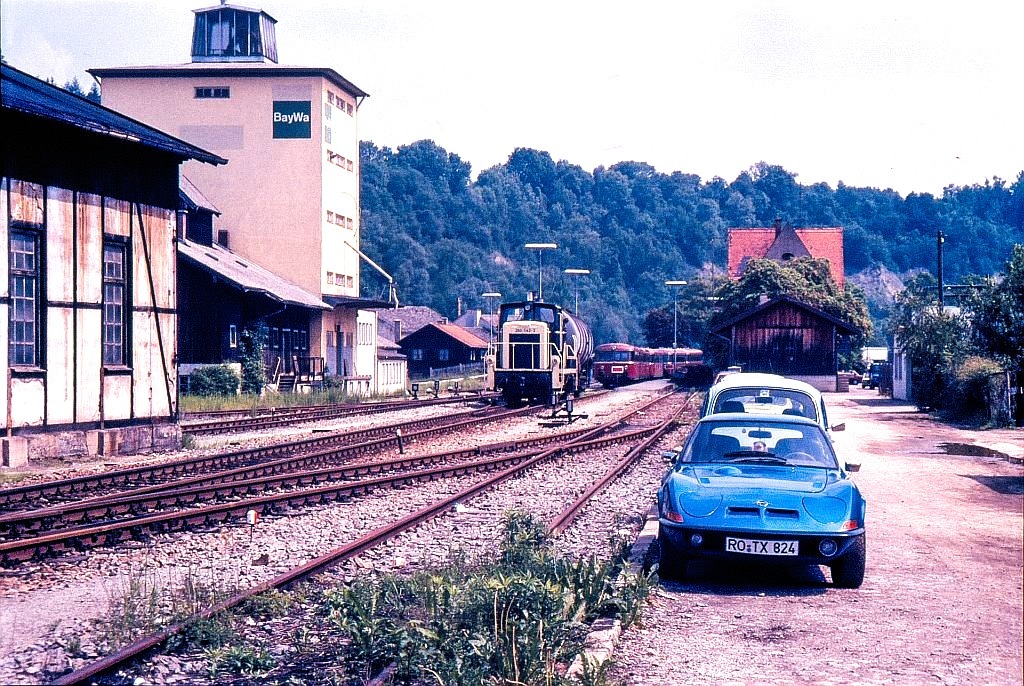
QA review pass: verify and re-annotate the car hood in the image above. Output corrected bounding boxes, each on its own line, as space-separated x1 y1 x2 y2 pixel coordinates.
659 463 863 530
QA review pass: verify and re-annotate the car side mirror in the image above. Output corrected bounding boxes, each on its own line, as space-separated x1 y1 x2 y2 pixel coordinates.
662 446 682 462
845 461 861 472
830 423 846 432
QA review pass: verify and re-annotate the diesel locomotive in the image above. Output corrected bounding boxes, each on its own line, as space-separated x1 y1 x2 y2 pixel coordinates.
486 298 594 406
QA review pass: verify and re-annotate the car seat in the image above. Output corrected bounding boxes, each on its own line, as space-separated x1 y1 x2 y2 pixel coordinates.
706 434 742 460
719 400 746 413
773 438 805 455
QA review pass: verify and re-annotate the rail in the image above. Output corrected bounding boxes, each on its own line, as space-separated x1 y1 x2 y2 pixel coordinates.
50 389 684 685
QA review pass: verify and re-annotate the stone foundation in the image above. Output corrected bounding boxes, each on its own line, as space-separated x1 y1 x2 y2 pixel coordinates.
3 423 182 464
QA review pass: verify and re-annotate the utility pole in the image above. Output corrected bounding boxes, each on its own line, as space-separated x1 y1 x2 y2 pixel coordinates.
937 230 945 309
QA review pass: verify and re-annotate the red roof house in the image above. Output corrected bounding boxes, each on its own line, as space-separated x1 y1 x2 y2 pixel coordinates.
727 220 845 287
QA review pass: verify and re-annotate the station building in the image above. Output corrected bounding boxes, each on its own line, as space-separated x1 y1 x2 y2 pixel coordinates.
90 3 393 394
1 63 223 462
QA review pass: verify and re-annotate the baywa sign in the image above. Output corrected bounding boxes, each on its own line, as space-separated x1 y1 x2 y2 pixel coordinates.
273 101 311 139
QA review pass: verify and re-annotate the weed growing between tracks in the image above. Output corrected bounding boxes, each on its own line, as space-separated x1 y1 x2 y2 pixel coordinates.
90 562 244 656
180 511 654 685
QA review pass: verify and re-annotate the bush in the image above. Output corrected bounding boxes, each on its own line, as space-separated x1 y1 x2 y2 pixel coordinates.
188 365 240 397
944 356 1004 423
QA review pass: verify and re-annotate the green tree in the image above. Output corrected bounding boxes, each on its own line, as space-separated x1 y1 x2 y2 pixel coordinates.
888 274 977 410
964 244 1024 372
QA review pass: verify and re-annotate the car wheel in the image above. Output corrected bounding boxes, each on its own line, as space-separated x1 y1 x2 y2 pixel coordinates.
656 527 688 580
830 534 866 588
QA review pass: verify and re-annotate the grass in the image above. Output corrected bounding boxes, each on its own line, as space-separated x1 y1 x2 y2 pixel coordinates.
96 562 242 652
287 511 647 685
0 472 30 486
87 514 647 685
180 374 488 414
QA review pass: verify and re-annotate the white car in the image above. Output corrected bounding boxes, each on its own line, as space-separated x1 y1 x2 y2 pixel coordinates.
702 372 845 438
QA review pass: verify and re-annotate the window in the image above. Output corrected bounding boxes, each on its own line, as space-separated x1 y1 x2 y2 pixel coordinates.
324 102 332 119
410 349 423 361
102 242 128 366
229 324 238 348
438 349 449 362
327 210 334 223
9 231 40 366
324 126 332 144
327 92 335 105
195 87 230 99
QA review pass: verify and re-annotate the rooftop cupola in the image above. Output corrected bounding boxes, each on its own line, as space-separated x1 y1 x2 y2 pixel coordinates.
191 2 278 63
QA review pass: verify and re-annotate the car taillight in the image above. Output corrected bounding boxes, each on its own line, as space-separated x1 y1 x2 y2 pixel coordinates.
666 511 684 523
841 520 859 530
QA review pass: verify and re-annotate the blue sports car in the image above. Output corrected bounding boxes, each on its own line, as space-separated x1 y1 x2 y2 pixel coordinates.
657 412 866 588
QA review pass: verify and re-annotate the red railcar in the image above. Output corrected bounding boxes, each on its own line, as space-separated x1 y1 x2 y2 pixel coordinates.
593 343 656 387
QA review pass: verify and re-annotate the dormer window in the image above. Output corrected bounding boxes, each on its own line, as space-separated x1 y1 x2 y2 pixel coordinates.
191 5 278 63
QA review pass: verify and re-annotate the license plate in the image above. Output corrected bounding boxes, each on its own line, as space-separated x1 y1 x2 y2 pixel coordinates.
725 537 798 556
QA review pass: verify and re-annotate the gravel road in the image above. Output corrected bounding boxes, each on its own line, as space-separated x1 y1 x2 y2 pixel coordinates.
608 387 1024 685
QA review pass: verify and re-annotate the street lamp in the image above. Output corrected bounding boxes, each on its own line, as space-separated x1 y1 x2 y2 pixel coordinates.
665 280 688 366
524 243 557 300
481 291 502 344
563 268 590 315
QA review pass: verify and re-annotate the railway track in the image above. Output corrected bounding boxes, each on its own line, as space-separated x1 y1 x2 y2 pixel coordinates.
48 389 696 685
180 393 497 436
0 403 524 514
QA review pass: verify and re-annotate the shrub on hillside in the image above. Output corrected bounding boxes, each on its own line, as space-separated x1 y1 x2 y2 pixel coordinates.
188 365 240 397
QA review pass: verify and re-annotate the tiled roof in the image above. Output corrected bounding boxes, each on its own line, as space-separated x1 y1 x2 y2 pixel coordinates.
432 324 489 349
2 63 225 166
178 237 329 309
374 306 447 341
727 226 845 286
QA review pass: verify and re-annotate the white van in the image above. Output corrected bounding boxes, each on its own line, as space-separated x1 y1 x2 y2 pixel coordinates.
702 372 845 438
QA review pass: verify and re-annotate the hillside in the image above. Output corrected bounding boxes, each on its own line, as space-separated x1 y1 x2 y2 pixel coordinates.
359 140 1023 345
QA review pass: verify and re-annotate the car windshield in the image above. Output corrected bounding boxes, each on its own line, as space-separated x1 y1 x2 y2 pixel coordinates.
712 388 818 421
678 419 838 469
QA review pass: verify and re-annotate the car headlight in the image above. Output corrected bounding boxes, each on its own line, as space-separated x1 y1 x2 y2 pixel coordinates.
802 496 848 524
679 493 722 517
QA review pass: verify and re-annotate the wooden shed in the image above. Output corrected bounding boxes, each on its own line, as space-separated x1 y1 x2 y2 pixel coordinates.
1 64 224 462
711 295 859 391
399 323 488 380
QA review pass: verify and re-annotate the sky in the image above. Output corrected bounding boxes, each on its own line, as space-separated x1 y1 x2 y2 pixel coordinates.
3 0 1022 197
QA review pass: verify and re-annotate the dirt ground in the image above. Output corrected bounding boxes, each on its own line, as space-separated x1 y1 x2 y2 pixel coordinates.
609 386 1024 685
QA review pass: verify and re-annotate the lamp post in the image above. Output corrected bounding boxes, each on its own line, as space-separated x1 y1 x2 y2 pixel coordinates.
563 268 590 315
665 280 687 366
937 230 945 308
481 291 502 344
524 243 557 300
